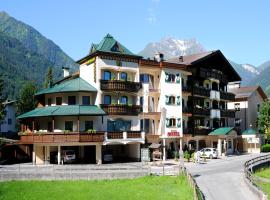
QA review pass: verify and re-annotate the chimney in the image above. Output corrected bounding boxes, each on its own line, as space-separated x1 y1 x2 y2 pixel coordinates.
62 67 70 77
154 52 164 62
179 56 184 62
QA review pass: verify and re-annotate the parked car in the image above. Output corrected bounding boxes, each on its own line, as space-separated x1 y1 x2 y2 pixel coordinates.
103 150 113 163
199 148 218 159
55 150 76 164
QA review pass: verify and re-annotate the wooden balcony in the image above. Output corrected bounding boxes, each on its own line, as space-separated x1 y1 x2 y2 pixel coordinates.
19 132 105 144
100 80 142 92
100 104 142 115
220 91 235 101
194 127 212 136
193 107 210 116
199 68 228 83
193 85 210 97
182 107 192 117
221 109 235 118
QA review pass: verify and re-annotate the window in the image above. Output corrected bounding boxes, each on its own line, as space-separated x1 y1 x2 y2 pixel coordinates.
235 118 241 127
65 121 73 131
68 96 76 105
116 60 122 66
104 95 111 104
85 121 93 131
82 96 90 105
140 119 150 133
140 74 149 83
8 118 12 125
257 104 260 112
140 97 144 106
234 103 240 111
107 119 131 131
120 72 127 81
165 73 176 83
166 96 175 105
120 96 128 104
48 98 52 106
166 118 176 127
56 97 62 105
103 71 111 80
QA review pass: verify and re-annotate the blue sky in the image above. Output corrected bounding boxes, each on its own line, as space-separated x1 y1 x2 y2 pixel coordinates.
1 0 270 66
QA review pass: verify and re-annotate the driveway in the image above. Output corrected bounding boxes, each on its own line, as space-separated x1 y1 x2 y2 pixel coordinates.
185 154 261 200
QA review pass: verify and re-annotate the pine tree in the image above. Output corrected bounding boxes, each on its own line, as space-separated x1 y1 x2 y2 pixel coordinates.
17 82 37 115
44 67 53 88
0 77 6 121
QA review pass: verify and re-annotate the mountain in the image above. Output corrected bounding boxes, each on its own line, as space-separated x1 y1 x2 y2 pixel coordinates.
258 60 270 72
139 37 206 59
139 36 260 86
0 11 78 98
249 65 270 95
229 61 259 86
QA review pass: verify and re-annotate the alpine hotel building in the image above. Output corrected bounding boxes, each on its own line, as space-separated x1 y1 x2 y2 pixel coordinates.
18 34 241 164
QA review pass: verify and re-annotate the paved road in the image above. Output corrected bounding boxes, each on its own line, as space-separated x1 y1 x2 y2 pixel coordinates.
185 154 261 200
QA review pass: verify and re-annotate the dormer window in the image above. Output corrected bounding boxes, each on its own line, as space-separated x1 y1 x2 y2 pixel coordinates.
111 42 123 52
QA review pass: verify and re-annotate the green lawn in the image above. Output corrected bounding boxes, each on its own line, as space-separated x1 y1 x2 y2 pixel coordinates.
0 176 194 200
254 168 270 197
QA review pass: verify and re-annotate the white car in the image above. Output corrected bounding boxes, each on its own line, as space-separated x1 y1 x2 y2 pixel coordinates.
199 148 218 159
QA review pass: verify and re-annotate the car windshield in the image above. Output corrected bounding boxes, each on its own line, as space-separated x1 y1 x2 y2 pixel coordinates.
66 151 74 155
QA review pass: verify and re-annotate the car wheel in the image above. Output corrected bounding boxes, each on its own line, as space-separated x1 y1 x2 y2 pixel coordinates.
209 154 213 159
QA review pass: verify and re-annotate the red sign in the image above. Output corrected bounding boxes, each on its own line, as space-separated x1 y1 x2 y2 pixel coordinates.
167 132 180 137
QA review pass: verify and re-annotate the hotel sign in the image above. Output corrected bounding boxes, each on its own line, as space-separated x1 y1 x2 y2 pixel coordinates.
167 131 180 137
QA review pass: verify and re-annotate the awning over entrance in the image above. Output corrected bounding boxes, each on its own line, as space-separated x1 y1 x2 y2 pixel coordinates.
149 143 161 149
241 128 258 138
209 127 235 136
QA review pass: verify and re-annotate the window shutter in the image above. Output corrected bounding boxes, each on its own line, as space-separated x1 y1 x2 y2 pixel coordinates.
165 95 169 105
176 73 180 83
176 96 181 106
165 72 169 82
166 118 170 127
177 118 181 128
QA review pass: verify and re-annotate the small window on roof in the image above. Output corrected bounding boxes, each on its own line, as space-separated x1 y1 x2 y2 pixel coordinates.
111 43 122 52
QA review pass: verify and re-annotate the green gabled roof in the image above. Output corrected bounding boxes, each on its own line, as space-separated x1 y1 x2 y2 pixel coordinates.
17 105 106 119
90 34 137 57
242 128 257 135
209 127 235 136
35 78 96 96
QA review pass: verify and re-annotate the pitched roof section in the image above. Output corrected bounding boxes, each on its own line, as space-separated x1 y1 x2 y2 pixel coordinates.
166 51 214 65
230 86 267 101
35 78 97 96
209 127 235 135
78 34 141 64
17 105 106 119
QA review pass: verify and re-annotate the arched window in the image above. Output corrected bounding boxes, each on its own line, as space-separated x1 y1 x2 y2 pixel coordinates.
120 96 128 104
104 95 111 105
120 72 127 81
103 71 111 80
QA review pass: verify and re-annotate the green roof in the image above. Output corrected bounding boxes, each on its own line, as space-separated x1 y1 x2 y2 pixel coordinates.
209 127 235 136
35 78 97 96
242 128 257 135
17 105 106 119
90 34 138 57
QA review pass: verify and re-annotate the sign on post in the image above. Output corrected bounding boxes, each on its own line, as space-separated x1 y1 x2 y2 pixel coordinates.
141 148 150 162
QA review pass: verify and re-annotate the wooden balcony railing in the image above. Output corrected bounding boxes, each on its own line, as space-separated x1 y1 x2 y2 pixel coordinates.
20 132 105 144
127 131 141 138
193 85 210 97
199 68 228 83
220 91 235 101
100 80 142 92
193 107 210 116
100 104 142 115
221 109 235 118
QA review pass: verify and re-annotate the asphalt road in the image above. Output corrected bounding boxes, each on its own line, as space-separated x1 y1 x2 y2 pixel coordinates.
185 154 261 200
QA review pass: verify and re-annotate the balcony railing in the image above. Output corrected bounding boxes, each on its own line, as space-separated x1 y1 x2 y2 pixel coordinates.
193 107 210 116
20 131 145 144
20 132 105 143
220 91 235 101
221 109 235 118
100 104 142 115
100 80 142 92
199 69 228 83
183 107 192 115
193 85 210 97
194 127 212 136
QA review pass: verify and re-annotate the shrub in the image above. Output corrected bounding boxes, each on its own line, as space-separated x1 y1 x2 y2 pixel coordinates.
184 151 191 161
261 144 270 152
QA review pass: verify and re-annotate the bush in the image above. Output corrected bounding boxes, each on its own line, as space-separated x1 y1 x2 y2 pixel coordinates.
261 144 270 152
184 151 191 161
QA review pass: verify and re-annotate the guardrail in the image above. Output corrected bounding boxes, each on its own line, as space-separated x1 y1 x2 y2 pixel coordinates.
244 154 270 200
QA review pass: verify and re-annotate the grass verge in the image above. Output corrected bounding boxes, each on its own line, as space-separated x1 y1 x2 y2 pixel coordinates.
0 175 194 200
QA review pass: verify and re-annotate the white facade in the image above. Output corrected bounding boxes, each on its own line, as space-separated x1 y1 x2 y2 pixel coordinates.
0 101 16 134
